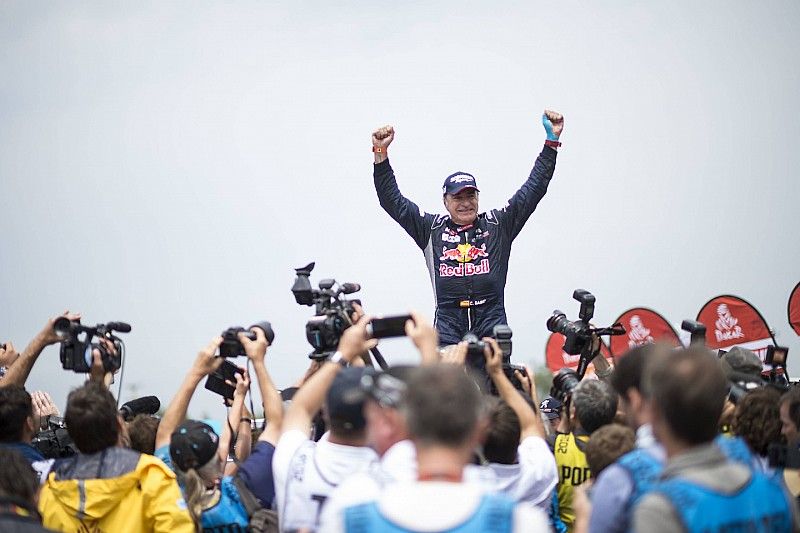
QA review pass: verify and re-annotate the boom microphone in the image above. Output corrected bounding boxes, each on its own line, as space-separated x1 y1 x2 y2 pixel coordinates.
341 283 361 294
107 322 132 333
119 396 160 421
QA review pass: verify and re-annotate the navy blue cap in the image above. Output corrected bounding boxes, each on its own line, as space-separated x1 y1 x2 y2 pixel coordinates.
442 172 480 196
326 367 368 431
539 396 563 420
169 420 219 471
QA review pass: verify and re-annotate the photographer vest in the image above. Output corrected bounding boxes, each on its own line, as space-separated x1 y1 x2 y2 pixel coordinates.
655 472 792 532
553 432 590 530
342 493 514 533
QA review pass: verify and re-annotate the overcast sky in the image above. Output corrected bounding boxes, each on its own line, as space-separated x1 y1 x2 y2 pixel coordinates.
1 1 798 418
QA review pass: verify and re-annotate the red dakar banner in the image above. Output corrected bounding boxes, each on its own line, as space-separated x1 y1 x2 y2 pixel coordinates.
696 295 776 363
609 307 681 356
789 282 800 337
545 332 612 376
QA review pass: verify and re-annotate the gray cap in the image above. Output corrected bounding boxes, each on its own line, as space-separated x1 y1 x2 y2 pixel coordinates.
720 346 763 380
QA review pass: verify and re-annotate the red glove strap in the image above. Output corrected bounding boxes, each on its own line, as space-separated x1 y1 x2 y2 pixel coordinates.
545 139 562 148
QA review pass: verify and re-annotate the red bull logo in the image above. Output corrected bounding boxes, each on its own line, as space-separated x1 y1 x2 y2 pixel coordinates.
439 243 489 263
439 259 490 277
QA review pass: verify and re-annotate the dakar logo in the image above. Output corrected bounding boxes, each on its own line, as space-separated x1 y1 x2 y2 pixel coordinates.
439 259 490 278
627 315 654 348
714 304 744 342
439 243 488 263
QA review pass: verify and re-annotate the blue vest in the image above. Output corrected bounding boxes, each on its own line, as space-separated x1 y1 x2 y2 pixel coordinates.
714 435 753 467
616 448 662 512
656 472 793 533
343 493 514 533
200 476 250 532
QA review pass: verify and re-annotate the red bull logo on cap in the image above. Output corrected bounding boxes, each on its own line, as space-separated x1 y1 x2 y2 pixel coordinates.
439 243 489 263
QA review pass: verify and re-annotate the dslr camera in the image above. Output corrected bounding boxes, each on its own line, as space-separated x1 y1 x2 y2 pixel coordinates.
292 262 363 359
547 289 624 379
463 325 529 395
54 317 130 373
219 322 274 358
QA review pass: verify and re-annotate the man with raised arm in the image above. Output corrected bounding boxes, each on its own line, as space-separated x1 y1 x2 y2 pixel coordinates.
371 112 563 362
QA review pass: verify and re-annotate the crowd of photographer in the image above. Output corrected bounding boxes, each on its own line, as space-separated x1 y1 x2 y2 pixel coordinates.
1 285 800 532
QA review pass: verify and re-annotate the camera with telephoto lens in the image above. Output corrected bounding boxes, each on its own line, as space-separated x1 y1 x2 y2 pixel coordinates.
219 322 275 358
547 289 625 380
292 262 363 360
54 317 130 373
31 415 77 459
550 368 581 403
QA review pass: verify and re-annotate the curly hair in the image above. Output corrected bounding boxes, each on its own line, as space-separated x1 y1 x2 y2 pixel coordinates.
732 386 782 457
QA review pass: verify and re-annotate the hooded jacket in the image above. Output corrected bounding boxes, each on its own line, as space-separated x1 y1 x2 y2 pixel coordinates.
38 446 194 533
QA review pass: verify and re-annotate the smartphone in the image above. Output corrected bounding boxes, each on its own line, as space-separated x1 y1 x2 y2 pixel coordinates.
367 315 413 339
204 360 244 400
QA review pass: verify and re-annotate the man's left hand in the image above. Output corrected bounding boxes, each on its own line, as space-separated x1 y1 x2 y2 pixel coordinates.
542 110 564 140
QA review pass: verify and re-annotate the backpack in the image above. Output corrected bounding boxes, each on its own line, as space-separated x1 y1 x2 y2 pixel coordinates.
232 476 279 533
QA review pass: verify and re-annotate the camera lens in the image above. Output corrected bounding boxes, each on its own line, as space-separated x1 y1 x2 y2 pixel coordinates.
53 317 72 337
546 311 568 334
551 368 580 400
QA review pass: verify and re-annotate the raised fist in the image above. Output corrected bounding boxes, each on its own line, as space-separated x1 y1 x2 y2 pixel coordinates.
372 125 395 149
542 110 564 140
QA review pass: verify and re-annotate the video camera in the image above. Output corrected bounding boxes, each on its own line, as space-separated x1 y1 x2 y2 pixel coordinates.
54 317 130 373
546 289 625 379
32 415 77 459
292 262 363 360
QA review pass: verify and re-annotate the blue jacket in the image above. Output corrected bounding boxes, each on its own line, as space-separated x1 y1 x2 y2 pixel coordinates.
373 146 557 346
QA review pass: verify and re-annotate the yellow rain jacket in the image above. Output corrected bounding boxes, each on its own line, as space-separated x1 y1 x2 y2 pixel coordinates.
38 446 194 533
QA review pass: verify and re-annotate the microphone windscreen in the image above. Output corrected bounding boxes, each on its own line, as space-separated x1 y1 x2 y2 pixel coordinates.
119 396 160 420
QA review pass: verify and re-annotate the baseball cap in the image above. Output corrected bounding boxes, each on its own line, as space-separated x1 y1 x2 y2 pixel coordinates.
442 172 480 196
720 347 763 381
326 367 369 431
169 420 219 471
539 396 563 420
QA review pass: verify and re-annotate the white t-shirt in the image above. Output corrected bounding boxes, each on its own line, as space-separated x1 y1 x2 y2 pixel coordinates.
318 479 549 533
272 429 378 532
464 435 558 508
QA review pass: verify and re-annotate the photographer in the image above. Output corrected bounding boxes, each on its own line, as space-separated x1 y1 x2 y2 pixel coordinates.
320 365 550 532
463 338 557 509
0 312 80 388
633 348 799 533
38 381 194 532
551 378 618 531
273 315 379 532
0 385 53 481
154 331 278 530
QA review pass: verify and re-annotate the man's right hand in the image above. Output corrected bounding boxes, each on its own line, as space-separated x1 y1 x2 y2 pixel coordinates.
190 337 224 378
336 315 378 364
372 125 395 149
239 328 268 364
372 125 394 163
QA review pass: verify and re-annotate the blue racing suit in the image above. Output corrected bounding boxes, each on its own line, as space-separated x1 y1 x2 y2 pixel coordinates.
373 145 557 348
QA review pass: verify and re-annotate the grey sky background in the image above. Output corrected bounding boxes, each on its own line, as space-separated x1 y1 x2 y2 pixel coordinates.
1 1 798 418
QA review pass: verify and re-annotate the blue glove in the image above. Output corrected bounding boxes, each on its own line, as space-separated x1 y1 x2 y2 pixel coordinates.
542 113 559 141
